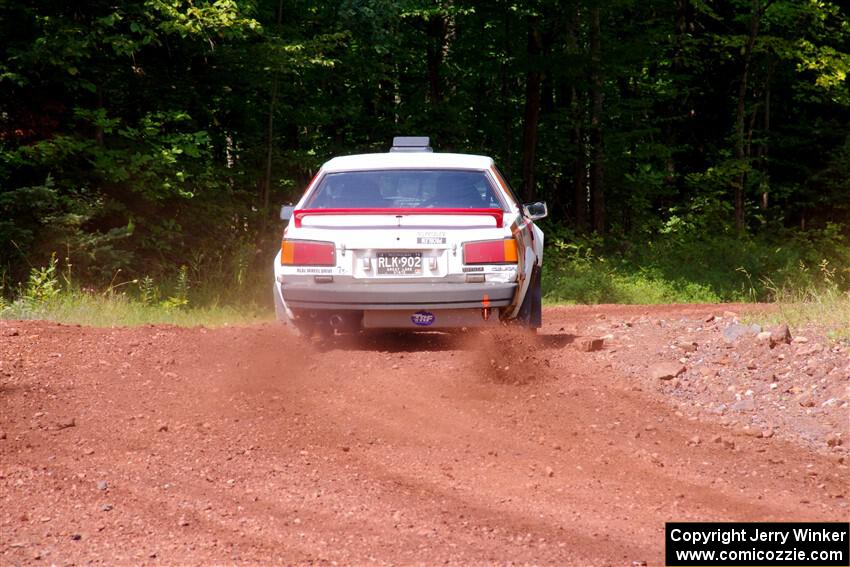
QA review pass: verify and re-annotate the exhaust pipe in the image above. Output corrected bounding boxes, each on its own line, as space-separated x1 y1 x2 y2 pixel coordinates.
329 314 345 329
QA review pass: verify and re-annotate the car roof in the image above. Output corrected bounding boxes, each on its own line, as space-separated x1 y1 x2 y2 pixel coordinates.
322 152 495 173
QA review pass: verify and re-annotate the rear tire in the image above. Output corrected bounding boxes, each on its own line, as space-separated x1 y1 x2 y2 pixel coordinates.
516 264 542 330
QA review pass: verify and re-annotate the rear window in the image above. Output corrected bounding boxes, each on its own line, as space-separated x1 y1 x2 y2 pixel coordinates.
305 169 503 209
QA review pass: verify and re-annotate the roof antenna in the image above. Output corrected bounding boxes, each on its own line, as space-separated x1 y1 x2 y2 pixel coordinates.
390 136 432 153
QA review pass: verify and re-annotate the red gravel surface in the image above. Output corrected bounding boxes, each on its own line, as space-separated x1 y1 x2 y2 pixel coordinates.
1 305 847 565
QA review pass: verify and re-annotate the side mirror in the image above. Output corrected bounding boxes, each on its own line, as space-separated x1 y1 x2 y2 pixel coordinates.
523 201 548 221
280 205 295 221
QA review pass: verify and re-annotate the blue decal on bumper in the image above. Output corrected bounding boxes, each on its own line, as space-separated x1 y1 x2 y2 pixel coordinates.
411 311 436 326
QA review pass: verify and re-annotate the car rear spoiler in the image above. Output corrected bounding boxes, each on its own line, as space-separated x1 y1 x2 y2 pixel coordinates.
291 208 504 228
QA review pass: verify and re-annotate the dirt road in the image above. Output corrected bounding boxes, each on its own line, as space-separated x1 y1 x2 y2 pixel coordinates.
1 306 847 565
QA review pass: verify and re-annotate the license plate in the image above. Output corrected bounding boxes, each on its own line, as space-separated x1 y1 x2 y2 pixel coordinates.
376 252 422 275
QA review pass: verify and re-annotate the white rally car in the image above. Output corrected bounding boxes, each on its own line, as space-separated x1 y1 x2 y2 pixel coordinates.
273 137 546 335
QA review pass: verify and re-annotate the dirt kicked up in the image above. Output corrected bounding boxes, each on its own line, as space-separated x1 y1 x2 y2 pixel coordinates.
1 305 847 566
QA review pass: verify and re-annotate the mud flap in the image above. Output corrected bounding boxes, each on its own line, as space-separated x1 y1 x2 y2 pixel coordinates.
273 284 287 322
273 284 306 336
516 265 542 328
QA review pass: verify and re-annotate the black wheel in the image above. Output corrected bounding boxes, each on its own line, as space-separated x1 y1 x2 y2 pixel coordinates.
516 264 542 329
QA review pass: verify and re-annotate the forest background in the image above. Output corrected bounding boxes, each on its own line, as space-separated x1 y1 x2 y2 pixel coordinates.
1 0 849 320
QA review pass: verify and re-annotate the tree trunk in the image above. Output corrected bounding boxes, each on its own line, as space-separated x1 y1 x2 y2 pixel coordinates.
95 85 104 147
263 80 276 214
674 0 689 70
664 0 690 184
426 14 447 105
520 16 543 202
567 4 587 231
573 117 587 231
501 6 513 172
262 0 284 220
733 0 762 233
540 25 556 115
589 6 605 234
761 59 774 210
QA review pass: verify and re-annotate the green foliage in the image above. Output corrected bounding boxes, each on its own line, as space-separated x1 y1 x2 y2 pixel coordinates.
752 262 850 341
542 221 850 305
1 287 269 327
22 254 61 306
137 275 159 305
0 0 848 309
1 256 268 326
161 265 190 310
542 227 723 304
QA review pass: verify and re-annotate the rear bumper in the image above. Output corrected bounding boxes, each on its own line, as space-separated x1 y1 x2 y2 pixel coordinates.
280 280 516 310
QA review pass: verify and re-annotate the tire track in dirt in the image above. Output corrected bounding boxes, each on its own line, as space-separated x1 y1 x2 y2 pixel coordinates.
1 307 846 565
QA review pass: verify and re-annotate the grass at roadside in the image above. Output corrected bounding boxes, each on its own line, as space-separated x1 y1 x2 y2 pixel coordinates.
542 262 723 304
0 258 272 327
3 227 848 328
0 290 272 327
752 287 850 340
542 242 850 340
540 223 849 306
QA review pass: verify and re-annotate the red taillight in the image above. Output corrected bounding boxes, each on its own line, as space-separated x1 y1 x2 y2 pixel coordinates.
463 238 518 264
280 239 335 266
